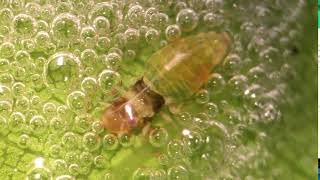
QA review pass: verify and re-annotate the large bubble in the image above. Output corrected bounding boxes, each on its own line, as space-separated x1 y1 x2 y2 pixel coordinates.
43 52 81 90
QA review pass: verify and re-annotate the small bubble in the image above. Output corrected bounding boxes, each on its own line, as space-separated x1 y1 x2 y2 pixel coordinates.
103 133 119 151
43 102 57 118
29 115 47 135
13 14 37 38
8 112 25 133
0 42 15 58
93 16 110 35
206 102 219 118
203 13 223 28
98 69 121 93
132 168 153 180
145 28 160 45
26 167 52 180
67 91 87 112
165 24 181 42
52 13 80 43
149 127 169 147
80 49 97 68
176 9 199 32
18 134 29 148
0 59 9 72
62 132 79 149
94 155 107 168
206 73 226 94
167 165 189 180
118 133 134 147
195 89 210 104
82 132 101 151
69 164 80 176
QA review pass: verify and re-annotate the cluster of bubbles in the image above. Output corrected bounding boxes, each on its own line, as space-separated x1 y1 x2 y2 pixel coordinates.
0 0 306 179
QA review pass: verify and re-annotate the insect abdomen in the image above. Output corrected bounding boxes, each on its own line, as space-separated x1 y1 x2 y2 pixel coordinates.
144 31 232 102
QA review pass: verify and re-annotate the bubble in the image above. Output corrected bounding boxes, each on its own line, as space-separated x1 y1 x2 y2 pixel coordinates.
25 2 41 18
167 140 184 159
51 159 67 174
62 132 79 149
96 36 111 52
50 117 66 133
26 167 52 180
90 2 117 26
13 14 37 38
102 134 119 151
73 115 91 133
126 5 145 26
0 42 15 58
65 152 79 165
0 8 13 25
98 69 121 93
195 89 210 104
223 54 242 76
35 31 50 48
52 13 80 43
80 49 97 67
15 96 30 112
104 171 114 180
177 112 192 125
132 168 154 180
118 133 133 147
49 144 62 158
92 121 104 134
103 52 122 70
43 102 57 118
206 102 219 118
82 132 101 151
156 13 169 30
18 134 29 148
94 155 107 168
0 59 9 72
29 115 47 135
41 4 55 21
145 28 160 44
206 73 226 94
125 28 140 46
124 49 136 61
176 9 199 32
69 163 80 176
0 100 12 115
79 151 93 166
93 16 110 34
12 82 26 97
44 52 81 90
203 13 223 28
167 165 189 180
112 33 126 48
165 25 181 41
8 112 25 133
0 85 11 101
227 75 248 96
67 91 87 112
149 127 169 147
182 129 204 152
81 26 96 40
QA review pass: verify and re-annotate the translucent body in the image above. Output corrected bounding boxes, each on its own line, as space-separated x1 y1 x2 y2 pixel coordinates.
102 32 231 133
144 31 231 102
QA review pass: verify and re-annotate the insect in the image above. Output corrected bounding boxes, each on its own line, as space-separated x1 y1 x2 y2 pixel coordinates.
101 31 232 134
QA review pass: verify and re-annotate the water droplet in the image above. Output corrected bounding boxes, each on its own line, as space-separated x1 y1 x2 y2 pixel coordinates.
176 9 198 32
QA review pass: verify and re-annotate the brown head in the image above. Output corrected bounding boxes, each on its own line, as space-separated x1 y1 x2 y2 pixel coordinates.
101 97 139 133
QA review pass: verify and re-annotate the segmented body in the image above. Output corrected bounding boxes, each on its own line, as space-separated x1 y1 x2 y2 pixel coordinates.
144 31 231 102
102 31 232 133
